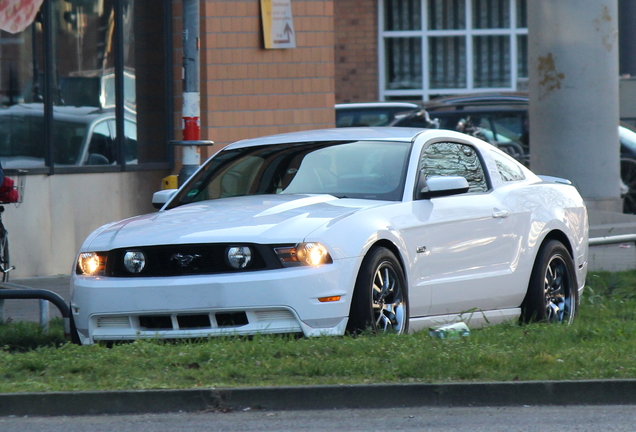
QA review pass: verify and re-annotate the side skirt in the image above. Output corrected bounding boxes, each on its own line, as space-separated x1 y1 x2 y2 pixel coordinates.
408 308 521 334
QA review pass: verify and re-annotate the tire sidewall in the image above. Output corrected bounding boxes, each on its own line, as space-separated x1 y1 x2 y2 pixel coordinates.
347 247 409 334
521 239 577 324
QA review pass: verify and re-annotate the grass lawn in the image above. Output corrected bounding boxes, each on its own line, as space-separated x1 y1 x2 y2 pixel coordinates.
0 270 635 393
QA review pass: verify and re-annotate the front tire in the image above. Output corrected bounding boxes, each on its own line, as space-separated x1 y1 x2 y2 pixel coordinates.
69 308 82 345
521 240 577 324
347 247 409 334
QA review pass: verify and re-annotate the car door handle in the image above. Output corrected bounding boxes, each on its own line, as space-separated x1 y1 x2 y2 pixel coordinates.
492 210 509 219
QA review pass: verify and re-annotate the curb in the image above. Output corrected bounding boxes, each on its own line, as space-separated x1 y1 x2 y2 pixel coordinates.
2 380 636 417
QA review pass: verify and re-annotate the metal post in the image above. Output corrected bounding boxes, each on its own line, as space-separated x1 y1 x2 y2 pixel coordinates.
173 0 213 186
39 299 49 333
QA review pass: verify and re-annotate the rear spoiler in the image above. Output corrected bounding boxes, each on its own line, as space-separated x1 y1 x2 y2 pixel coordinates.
538 175 572 185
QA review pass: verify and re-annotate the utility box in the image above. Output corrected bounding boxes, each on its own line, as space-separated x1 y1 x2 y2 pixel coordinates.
620 77 636 127
162 175 178 190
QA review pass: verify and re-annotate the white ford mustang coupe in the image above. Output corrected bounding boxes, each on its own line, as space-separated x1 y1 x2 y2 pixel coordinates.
70 127 588 345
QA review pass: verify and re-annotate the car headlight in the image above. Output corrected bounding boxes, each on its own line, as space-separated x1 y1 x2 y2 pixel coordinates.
226 246 252 269
275 242 332 267
77 252 107 276
123 251 146 274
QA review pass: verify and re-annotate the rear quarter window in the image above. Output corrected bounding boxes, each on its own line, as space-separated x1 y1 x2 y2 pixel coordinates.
491 150 526 182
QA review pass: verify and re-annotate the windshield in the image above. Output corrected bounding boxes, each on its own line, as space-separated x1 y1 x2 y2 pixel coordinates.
169 140 412 208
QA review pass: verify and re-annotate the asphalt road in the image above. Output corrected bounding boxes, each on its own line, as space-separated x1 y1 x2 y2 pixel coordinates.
1 405 635 432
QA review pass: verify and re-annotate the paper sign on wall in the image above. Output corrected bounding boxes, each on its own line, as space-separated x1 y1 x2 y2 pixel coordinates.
260 0 296 49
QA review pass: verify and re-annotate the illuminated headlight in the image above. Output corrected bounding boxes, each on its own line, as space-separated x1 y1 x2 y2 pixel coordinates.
123 251 146 274
77 252 106 276
275 243 332 267
226 246 252 269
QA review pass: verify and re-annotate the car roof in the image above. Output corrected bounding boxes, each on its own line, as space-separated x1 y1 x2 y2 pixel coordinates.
335 102 421 110
424 92 529 111
226 127 431 149
0 103 115 123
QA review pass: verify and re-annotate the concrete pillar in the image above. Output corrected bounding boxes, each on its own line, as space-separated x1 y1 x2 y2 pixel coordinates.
528 0 621 212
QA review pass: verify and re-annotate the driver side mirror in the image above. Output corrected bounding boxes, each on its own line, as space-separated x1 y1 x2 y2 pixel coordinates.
152 189 177 209
416 173 470 200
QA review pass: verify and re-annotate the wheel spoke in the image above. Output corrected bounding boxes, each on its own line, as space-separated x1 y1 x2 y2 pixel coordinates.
370 262 405 333
544 257 571 323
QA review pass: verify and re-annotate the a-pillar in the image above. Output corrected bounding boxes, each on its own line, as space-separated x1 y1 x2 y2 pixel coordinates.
528 0 621 211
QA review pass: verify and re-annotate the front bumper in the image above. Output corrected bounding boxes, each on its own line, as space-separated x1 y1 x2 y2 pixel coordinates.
71 257 358 344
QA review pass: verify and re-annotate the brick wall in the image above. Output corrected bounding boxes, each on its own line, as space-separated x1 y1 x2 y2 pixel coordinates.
334 0 379 103
173 0 335 161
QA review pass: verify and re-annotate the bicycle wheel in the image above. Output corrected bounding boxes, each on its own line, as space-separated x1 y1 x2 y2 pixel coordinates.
0 225 9 282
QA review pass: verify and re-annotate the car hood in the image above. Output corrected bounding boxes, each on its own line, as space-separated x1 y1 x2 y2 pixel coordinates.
85 194 383 250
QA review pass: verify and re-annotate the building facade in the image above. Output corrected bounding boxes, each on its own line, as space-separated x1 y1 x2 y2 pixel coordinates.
335 0 636 104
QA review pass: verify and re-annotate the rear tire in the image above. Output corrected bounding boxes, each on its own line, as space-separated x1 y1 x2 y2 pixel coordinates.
521 240 577 324
347 247 409 334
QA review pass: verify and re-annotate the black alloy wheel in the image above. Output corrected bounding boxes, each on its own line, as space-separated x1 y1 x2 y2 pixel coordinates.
347 247 409 335
521 240 577 324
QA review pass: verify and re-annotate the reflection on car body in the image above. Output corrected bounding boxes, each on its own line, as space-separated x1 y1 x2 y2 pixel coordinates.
70 127 588 345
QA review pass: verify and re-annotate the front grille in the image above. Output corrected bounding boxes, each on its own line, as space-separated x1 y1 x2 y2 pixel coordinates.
106 243 283 277
97 316 131 328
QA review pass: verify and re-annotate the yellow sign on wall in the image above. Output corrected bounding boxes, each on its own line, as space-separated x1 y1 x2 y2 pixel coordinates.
260 0 296 49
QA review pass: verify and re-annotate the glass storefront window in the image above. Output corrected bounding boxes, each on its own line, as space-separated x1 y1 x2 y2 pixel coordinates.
429 36 466 89
428 0 466 30
473 35 510 88
516 0 527 28
385 37 423 90
380 0 528 99
517 34 528 79
385 0 421 31
0 0 169 171
472 0 510 29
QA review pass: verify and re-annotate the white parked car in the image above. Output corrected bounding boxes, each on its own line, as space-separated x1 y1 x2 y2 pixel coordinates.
70 127 588 345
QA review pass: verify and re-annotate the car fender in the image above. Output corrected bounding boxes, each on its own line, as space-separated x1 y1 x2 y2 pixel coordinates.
302 201 414 276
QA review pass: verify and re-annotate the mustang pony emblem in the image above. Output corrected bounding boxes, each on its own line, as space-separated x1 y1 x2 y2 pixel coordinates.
171 253 201 267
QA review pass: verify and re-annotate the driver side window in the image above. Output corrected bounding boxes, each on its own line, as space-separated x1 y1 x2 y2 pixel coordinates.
420 142 488 193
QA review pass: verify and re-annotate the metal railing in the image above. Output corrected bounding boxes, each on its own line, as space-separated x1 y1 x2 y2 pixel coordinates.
589 234 636 247
0 282 70 338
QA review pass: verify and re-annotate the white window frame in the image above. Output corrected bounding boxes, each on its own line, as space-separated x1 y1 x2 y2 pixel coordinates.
378 0 528 101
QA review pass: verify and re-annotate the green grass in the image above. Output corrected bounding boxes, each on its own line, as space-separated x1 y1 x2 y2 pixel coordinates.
1 270 636 393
